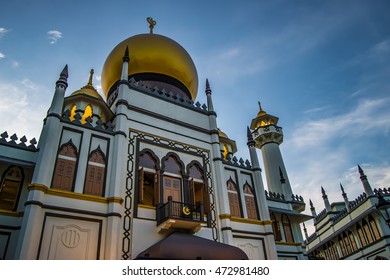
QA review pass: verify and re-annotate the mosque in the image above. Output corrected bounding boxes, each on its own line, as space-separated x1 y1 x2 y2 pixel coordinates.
0 19 388 260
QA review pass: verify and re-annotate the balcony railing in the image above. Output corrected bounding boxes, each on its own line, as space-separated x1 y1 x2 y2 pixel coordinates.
156 196 205 226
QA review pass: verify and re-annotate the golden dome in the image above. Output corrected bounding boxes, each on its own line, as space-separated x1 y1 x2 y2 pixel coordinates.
101 33 198 100
71 69 103 100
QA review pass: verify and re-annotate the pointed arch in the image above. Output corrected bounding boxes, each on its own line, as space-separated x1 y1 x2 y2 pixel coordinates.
368 215 380 240
362 219 374 244
161 152 184 175
347 230 358 252
227 178 242 217
270 213 282 241
281 214 294 243
84 146 106 196
187 161 210 214
243 182 259 220
138 149 160 206
0 166 24 211
139 149 159 170
161 153 185 203
356 223 368 247
52 141 78 191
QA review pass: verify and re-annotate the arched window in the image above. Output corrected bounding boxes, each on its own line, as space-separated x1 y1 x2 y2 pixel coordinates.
138 150 159 206
188 162 210 214
162 154 183 203
362 219 374 244
338 235 347 257
243 183 258 220
84 148 106 196
52 142 78 191
271 213 282 241
348 231 358 252
330 241 339 260
227 179 241 217
356 223 368 247
81 105 93 124
281 214 294 243
342 232 352 255
0 166 23 211
368 215 380 240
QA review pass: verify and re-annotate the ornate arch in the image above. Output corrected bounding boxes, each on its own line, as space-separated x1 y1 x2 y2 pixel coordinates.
0 165 24 211
138 148 160 170
161 152 185 175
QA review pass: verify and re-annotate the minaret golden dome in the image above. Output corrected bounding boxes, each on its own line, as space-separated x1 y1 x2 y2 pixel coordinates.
101 33 198 100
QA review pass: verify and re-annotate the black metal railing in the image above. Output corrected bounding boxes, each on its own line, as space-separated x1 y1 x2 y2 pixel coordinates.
156 196 205 225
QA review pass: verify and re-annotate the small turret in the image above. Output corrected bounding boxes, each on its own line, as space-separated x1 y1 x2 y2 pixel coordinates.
321 186 332 212
48 65 68 115
309 199 317 216
358 164 374 196
340 183 350 211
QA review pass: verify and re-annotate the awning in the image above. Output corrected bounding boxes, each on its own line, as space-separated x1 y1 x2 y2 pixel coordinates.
135 232 248 260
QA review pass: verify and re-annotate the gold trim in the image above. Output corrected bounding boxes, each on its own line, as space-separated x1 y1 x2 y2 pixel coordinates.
138 204 156 210
219 214 272 225
275 241 303 246
0 210 24 217
28 184 123 204
107 197 124 204
28 183 48 192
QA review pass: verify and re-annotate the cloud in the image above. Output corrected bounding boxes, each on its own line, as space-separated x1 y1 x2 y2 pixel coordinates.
0 27 9 38
289 97 390 149
47 30 62 44
0 79 51 141
0 52 4 60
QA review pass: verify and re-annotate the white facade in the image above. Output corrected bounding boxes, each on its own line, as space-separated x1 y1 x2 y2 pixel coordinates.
0 31 309 260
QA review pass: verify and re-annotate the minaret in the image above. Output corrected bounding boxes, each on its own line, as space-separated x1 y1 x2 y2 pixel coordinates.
105 48 131 259
249 102 293 199
247 126 278 259
358 165 374 196
17 66 69 259
205 79 229 216
247 126 270 220
321 186 332 212
309 199 317 216
340 183 350 211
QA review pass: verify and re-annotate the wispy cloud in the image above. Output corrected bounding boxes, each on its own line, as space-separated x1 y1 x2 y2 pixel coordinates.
47 30 62 44
0 52 4 60
282 97 390 236
0 27 9 38
0 79 50 140
289 97 390 149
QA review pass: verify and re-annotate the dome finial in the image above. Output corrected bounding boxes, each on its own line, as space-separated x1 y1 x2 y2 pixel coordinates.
88 68 94 86
147 17 156 34
258 101 265 112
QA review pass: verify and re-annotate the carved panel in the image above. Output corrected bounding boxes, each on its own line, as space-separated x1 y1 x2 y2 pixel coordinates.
38 215 101 260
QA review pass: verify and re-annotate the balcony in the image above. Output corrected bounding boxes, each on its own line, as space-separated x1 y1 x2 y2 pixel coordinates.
156 196 205 233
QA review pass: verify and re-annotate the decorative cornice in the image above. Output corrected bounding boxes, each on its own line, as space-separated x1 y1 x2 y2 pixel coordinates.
28 184 123 204
219 214 272 225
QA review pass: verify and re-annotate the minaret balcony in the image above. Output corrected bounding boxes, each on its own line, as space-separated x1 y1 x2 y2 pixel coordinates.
156 197 205 233
252 125 283 147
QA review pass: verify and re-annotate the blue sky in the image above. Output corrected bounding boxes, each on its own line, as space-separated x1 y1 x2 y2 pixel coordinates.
1 0 390 235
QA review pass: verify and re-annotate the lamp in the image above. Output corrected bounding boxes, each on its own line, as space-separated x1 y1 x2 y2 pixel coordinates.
376 193 390 227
